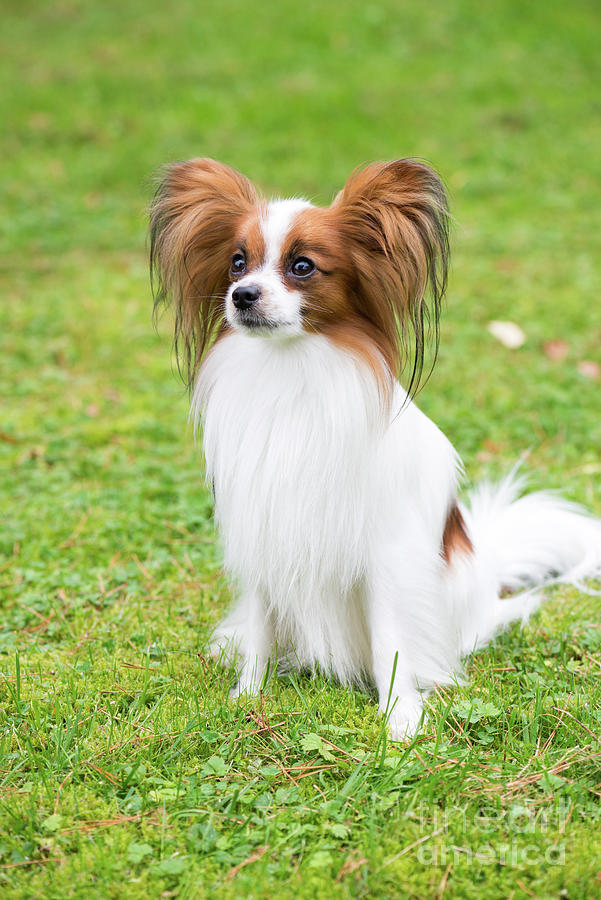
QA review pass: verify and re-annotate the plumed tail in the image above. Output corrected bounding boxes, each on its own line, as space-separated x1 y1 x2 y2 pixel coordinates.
466 470 601 592
455 470 601 654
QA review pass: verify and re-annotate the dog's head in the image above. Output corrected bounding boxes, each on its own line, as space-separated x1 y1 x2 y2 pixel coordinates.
150 158 449 394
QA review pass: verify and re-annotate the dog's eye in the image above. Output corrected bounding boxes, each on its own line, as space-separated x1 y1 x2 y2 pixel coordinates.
290 257 315 278
230 253 246 276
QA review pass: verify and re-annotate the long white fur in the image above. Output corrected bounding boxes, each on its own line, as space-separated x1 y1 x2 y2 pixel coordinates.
191 203 601 740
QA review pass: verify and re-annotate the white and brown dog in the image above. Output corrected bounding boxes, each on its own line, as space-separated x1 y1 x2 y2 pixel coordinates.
150 158 601 739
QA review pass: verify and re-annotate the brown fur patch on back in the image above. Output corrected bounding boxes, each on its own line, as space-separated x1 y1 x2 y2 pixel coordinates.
442 503 473 563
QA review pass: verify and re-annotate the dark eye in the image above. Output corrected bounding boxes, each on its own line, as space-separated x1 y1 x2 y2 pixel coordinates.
290 257 315 278
230 253 246 276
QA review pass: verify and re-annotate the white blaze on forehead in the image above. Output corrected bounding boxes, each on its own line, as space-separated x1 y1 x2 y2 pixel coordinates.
226 198 313 335
261 199 312 269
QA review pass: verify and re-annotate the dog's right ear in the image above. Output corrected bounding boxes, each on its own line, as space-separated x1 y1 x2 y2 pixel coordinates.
150 158 257 386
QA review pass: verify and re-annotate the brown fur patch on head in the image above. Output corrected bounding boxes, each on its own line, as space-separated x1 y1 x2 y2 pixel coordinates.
442 503 473 564
278 206 395 395
150 158 258 387
333 160 450 397
273 163 449 397
279 206 353 326
234 210 267 273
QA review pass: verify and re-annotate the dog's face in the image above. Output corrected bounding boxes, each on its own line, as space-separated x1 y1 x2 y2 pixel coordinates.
150 158 449 393
225 199 316 336
225 200 355 338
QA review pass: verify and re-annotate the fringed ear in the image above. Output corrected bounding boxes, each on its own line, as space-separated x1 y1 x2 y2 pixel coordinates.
334 159 450 395
149 158 257 387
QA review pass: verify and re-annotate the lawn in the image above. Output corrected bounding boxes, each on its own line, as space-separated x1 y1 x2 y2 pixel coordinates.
1 0 601 897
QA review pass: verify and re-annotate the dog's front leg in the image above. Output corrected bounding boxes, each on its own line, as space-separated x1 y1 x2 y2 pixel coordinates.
367 540 448 741
213 590 273 698
369 601 425 741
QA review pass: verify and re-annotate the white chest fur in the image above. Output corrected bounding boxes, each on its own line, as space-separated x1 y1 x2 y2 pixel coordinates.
192 332 390 675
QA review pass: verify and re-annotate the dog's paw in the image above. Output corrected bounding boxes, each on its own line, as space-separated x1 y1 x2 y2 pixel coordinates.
387 694 425 741
228 656 271 698
208 633 240 666
229 675 263 700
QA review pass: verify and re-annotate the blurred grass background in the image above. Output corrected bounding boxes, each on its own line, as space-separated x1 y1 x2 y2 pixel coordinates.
1 1 600 898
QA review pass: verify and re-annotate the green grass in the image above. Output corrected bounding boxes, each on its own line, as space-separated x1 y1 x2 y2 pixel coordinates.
1 0 601 897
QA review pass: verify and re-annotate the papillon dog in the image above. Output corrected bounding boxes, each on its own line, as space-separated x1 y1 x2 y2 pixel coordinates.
150 158 601 739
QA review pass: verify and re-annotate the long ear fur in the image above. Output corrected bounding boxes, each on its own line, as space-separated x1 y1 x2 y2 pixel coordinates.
334 159 450 396
149 158 257 387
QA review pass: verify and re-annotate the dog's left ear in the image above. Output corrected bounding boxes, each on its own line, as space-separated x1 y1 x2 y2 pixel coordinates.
334 159 450 393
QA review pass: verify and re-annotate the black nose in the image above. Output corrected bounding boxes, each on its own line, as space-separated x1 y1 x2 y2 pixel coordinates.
232 285 261 310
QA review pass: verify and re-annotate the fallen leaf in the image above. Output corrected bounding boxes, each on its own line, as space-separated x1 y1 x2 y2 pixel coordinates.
18 445 46 464
483 439 502 454
337 852 368 881
476 441 502 464
29 112 50 131
495 257 519 273
544 340 569 362
488 321 526 349
577 360 600 380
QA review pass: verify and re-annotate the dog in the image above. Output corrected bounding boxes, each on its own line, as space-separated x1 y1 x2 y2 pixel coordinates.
150 157 601 739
